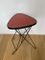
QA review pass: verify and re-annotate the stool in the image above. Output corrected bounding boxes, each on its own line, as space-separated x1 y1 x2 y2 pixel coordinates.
7 13 37 55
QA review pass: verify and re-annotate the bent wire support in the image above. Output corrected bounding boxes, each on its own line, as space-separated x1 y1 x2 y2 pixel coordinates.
11 27 36 55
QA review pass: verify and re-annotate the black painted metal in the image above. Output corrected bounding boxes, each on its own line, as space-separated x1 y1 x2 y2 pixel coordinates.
11 27 36 55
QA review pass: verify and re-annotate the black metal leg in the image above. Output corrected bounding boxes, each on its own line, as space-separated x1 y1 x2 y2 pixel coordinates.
11 31 22 54
12 36 24 54
27 34 36 49
18 33 36 49
12 34 22 54
25 28 36 49
11 27 36 55
16 27 36 49
11 32 16 49
12 28 31 54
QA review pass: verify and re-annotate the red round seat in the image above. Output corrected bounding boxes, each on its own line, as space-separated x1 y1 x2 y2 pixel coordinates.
7 13 37 29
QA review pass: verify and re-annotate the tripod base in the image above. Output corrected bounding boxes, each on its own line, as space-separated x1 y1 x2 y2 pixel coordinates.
11 27 36 55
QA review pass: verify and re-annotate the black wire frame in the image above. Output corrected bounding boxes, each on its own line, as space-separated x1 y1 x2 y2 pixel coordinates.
11 27 36 55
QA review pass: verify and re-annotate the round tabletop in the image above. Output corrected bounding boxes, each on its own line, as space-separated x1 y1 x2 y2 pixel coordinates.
7 13 37 29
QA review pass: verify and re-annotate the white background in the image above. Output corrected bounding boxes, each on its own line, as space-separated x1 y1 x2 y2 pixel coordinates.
0 0 45 34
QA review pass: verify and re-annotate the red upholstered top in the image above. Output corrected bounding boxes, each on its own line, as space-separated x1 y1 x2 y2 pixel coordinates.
7 13 37 29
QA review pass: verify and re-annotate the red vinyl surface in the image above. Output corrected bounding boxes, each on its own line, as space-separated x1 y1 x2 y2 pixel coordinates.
7 13 37 29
